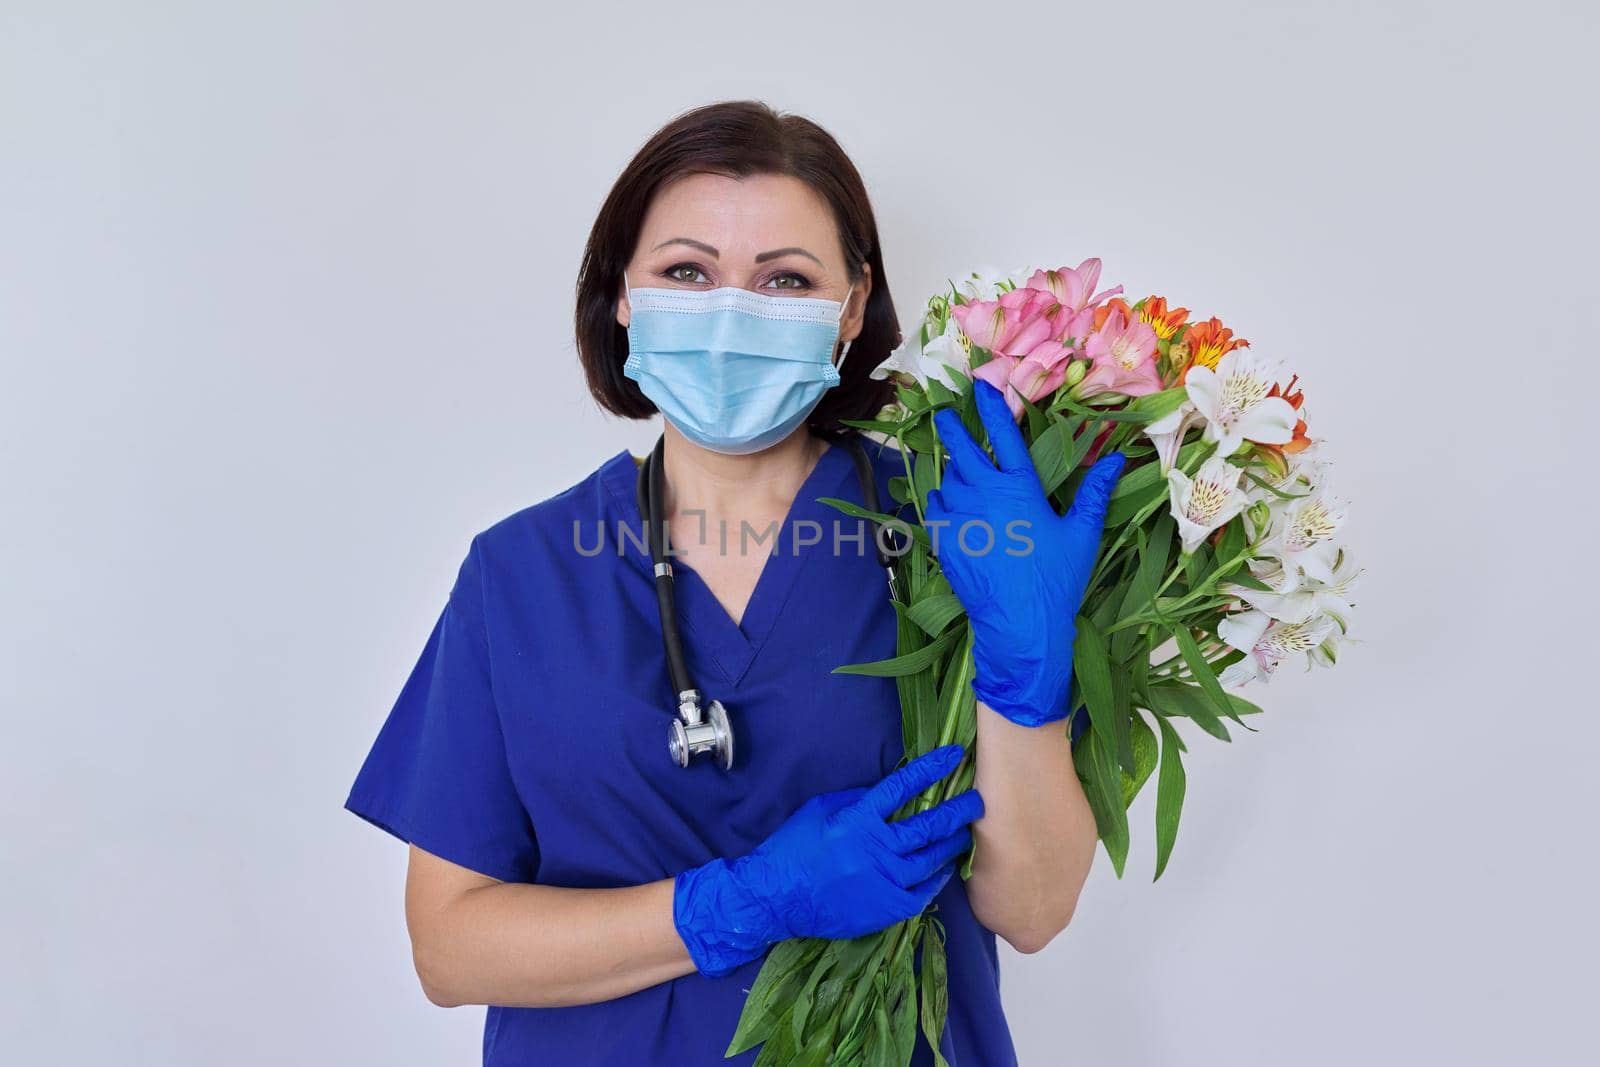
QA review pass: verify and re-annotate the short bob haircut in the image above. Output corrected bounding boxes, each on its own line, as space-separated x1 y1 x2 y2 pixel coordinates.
574 100 901 438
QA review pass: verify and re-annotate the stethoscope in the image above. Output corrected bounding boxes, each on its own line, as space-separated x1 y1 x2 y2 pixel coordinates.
634 431 900 769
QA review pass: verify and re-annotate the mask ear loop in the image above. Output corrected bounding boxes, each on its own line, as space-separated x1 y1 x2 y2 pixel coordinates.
833 282 855 375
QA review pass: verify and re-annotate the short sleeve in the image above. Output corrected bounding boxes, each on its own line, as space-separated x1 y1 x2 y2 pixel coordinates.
343 536 540 883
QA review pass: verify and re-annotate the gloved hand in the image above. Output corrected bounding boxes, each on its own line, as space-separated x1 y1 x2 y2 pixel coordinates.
927 378 1127 727
673 744 983 977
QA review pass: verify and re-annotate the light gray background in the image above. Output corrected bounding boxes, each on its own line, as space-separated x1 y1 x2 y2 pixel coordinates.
3 2 1594 1064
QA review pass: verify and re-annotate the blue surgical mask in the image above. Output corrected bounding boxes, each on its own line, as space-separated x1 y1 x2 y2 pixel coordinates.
622 270 855 455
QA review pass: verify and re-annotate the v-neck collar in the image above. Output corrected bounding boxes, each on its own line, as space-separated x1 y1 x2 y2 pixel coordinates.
600 437 857 688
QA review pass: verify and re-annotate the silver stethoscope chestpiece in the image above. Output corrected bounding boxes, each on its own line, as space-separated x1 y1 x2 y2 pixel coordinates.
668 691 733 771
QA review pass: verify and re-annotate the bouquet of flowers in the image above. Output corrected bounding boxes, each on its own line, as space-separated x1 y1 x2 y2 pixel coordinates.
724 258 1361 1065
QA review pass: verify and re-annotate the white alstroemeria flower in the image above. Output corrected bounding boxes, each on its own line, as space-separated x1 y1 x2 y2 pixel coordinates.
1223 547 1362 625
1166 454 1251 554
1309 614 1359 668
954 263 1034 303
1259 486 1349 592
1144 398 1203 475
1216 609 1338 686
871 318 966 389
1184 349 1300 458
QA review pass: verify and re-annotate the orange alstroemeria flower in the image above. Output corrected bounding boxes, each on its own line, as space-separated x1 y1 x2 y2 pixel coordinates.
1090 295 1134 333
1093 295 1190 343
1137 295 1189 341
1260 373 1313 454
1176 317 1250 384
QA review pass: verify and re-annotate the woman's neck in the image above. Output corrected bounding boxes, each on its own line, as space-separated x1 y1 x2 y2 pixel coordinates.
659 425 829 538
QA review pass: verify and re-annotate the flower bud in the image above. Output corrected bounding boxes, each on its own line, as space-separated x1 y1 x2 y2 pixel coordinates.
1251 443 1289 481
1247 500 1272 540
1063 359 1088 386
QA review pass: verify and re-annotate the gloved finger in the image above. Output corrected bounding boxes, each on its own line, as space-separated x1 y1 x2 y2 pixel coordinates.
853 745 965 820
884 788 984 852
903 862 957 910
932 407 995 485
816 785 870 817
973 378 1034 475
926 474 979 518
1065 451 1128 530
895 828 972 888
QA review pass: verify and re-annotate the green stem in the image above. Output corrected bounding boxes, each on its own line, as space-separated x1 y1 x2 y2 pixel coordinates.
1164 550 1252 612
898 431 925 526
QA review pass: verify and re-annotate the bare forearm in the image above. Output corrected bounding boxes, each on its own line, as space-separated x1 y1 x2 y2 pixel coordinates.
416 877 698 1008
964 700 1098 952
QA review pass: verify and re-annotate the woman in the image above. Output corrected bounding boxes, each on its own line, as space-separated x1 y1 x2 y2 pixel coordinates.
344 99 1124 1066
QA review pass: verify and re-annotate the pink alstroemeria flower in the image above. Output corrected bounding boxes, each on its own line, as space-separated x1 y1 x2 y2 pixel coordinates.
952 286 1075 418
950 260 1123 418
1024 258 1124 313
971 341 1075 418
1076 307 1163 398
950 285 1062 358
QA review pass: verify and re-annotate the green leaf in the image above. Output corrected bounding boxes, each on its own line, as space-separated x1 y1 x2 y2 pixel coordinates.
817 496 930 558
1115 514 1173 659
1074 719 1130 877
867 1002 895 1067
1217 515 1245 563
726 937 828 1055
839 933 894 1022
1121 385 1189 424
1121 709 1159 808
1142 681 1261 725
1103 441 1211 527
1072 617 1133 774
893 601 939 757
912 448 939 514
901 418 937 455
833 624 961 677
1225 568 1273 592
1052 393 1152 423
895 384 930 413
887 931 918 1065
791 1026 838 1067
1027 416 1073 496
1018 389 1049 442
789 939 838 1047
919 920 951 1067
931 628 977 758
925 376 957 408
906 591 964 638
1153 713 1188 881
1104 476 1166 529
751 1014 800 1066
839 416 908 436
1168 625 1238 737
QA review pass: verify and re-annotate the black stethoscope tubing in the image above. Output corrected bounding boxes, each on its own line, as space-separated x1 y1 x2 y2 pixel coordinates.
634 431 899 767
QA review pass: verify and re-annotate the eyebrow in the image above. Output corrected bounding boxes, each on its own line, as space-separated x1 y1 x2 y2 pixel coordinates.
649 237 824 267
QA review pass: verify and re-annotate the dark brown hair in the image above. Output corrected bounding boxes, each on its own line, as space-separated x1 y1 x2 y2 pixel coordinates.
573 100 900 437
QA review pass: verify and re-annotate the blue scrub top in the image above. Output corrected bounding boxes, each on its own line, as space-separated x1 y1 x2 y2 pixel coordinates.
345 433 1083 1065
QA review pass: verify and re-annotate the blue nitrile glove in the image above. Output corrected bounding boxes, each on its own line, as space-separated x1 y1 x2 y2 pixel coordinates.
927 378 1127 728
672 744 983 977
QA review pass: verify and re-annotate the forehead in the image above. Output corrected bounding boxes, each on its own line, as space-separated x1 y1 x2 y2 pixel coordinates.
637 172 842 266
